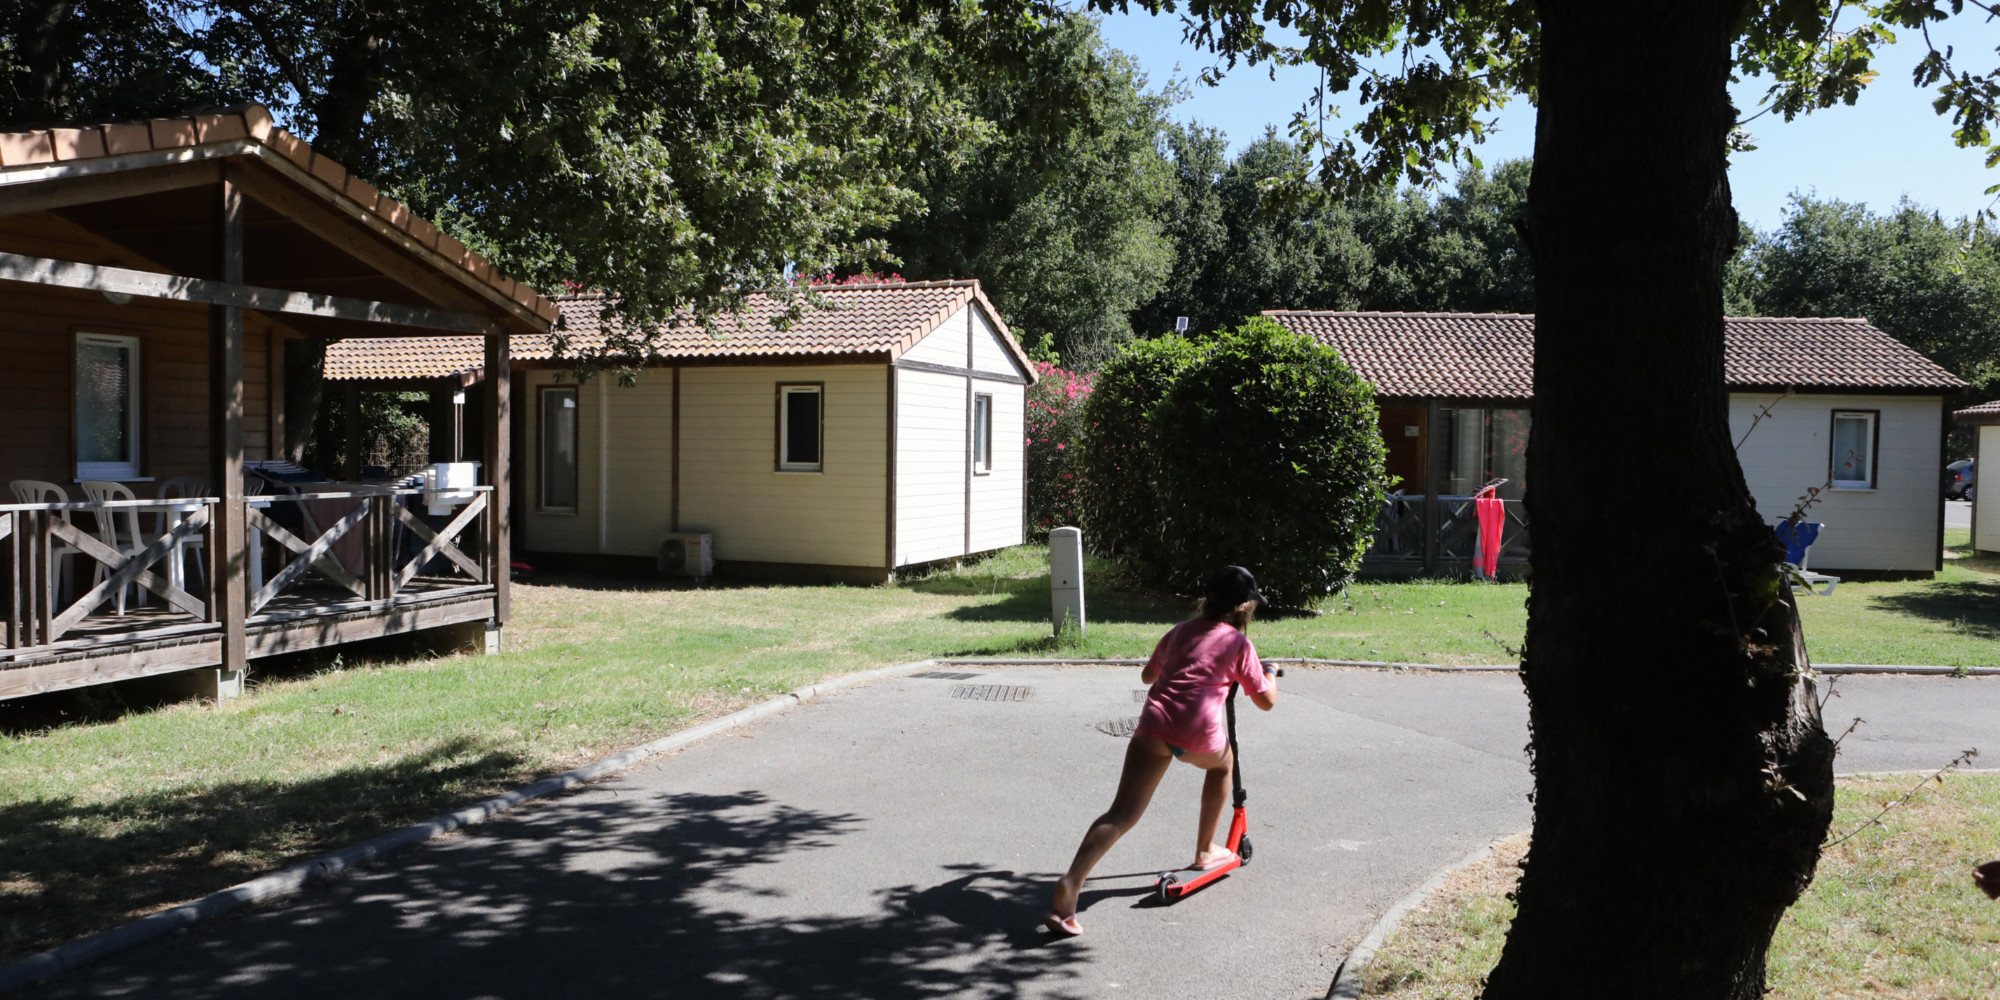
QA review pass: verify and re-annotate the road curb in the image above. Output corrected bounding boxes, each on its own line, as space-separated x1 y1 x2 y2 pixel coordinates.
0 658 941 996
1325 833 1522 1000
947 657 2000 676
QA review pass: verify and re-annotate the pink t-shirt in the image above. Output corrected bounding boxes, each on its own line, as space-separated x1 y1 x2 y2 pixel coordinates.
1134 620 1272 756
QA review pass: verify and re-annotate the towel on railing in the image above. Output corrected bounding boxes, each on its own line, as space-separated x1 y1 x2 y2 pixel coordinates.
1474 491 1505 578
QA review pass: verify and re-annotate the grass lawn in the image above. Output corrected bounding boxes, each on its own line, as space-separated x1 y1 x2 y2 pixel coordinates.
1361 774 2000 999
2 537 1996 962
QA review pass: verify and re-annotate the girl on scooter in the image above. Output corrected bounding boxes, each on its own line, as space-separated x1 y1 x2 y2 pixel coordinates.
1046 565 1278 937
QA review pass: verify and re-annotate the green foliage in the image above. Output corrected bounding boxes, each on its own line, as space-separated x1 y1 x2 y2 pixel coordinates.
1738 195 2000 394
1149 318 1386 606
883 13 1178 365
1080 318 1386 608
1355 158 1535 314
304 389 431 477
1077 333 1210 563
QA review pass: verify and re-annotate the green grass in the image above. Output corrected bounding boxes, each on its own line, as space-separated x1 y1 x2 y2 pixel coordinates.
2 537 1997 962
1363 775 2000 999
1790 530 2000 667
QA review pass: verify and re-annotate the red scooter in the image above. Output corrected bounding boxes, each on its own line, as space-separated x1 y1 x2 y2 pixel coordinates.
1152 671 1275 903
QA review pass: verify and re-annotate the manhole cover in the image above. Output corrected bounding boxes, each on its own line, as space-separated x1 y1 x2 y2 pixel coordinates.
911 670 981 680
950 684 1034 702
1095 717 1140 738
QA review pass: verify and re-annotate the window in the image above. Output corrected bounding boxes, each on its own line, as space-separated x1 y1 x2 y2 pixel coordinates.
1438 407 1530 499
1829 410 1878 489
972 393 993 474
778 384 823 472
539 386 579 510
76 332 140 479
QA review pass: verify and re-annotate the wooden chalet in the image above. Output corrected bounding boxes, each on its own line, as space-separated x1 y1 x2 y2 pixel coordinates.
0 105 555 700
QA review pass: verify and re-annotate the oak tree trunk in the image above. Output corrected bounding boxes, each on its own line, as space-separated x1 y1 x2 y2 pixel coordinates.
1482 4 1837 998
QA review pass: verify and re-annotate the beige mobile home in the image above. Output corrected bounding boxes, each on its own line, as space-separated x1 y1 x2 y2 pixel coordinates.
1264 311 1965 578
328 281 1034 582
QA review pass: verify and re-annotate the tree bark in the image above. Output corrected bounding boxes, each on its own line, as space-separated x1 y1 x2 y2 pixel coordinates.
1482 4 1836 998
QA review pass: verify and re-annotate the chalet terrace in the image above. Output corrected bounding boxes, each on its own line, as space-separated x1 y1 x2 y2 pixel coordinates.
0 105 554 700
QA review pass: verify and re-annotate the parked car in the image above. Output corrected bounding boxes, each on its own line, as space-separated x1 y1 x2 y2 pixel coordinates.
1948 458 1975 501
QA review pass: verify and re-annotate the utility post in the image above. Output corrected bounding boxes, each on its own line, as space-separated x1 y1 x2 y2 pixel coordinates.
1050 526 1085 636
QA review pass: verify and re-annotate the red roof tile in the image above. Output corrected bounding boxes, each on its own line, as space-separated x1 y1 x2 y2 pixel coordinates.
324 281 1032 380
1952 399 2000 423
0 104 555 328
1262 311 1966 398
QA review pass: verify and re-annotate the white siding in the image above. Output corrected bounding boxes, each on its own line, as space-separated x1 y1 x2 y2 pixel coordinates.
969 380 1027 551
1729 392 1942 572
901 304 971 367
896 368 967 564
1976 426 2000 553
969 304 1026 377
678 366 889 568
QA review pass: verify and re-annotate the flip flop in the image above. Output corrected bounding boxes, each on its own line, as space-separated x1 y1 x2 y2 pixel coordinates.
1192 849 1240 872
1043 912 1082 937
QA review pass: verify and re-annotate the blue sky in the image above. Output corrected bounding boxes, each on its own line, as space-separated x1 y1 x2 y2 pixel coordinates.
1095 10 2000 231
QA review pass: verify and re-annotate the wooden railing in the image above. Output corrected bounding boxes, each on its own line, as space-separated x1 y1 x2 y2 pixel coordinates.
2 486 497 654
247 487 495 619
1365 495 1532 570
2 497 218 650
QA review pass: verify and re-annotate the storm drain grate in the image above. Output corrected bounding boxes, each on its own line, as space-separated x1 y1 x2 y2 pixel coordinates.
950 684 1034 702
1095 717 1141 738
911 670 982 680
1132 689 1152 703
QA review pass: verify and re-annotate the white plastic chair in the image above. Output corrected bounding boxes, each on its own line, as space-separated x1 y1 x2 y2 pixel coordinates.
79 480 145 614
155 477 211 595
7 479 81 603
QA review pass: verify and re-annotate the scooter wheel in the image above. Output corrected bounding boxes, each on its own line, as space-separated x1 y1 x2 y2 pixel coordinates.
1238 835 1253 864
1153 878 1174 905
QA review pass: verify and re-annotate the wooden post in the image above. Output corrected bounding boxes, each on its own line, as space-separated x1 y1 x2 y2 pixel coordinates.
428 387 456 463
210 169 248 688
342 383 363 480
484 335 510 624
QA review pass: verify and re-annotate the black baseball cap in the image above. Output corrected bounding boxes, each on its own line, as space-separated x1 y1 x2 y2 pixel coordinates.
1203 565 1268 611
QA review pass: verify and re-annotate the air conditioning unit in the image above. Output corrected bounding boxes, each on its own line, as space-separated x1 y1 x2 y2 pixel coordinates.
658 532 715 579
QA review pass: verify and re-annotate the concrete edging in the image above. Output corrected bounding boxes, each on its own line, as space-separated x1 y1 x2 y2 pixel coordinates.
0 658 943 996
1325 833 1522 1000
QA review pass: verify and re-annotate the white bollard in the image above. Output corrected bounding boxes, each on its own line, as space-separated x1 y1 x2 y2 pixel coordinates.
1050 526 1086 636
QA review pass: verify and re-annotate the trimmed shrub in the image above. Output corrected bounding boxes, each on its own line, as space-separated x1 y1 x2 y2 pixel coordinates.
1079 317 1386 608
1150 318 1386 606
1076 334 1212 568
1025 360 1095 538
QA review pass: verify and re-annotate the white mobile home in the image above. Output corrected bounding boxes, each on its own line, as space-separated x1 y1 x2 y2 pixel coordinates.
328 280 1034 582
1264 311 1965 578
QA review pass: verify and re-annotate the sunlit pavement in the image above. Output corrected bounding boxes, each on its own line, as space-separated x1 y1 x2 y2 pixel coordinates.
24 668 1996 1000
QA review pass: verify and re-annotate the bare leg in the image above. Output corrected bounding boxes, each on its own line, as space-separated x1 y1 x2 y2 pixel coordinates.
1053 736 1172 918
1190 748 1234 866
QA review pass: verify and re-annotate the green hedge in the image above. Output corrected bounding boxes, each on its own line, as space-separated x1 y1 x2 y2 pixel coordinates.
1080 317 1386 608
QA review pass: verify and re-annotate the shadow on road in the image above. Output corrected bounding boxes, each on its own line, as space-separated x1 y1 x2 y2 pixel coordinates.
35 790 1096 1000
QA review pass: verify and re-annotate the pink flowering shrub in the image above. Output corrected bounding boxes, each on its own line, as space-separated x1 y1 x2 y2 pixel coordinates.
1025 360 1094 538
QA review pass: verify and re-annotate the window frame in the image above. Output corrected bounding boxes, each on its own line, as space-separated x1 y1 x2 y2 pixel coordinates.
74 331 143 481
538 385 581 513
971 392 994 475
775 382 825 473
1827 409 1880 491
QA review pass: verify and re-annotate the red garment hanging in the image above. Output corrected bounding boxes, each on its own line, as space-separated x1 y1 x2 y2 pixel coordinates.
1474 486 1505 578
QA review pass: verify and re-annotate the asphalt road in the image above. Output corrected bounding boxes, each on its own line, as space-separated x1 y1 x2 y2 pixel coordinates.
20 669 1998 1000
1947 500 1971 530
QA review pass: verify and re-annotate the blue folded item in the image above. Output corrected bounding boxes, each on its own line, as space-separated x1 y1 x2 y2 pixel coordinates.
1774 520 1822 565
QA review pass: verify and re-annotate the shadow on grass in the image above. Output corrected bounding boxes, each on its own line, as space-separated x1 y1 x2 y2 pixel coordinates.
27 790 1088 1000
1867 579 2000 641
0 736 529 965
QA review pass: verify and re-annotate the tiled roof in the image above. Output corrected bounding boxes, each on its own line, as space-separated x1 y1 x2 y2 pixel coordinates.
325 280 1031 379
0 104 555 327
1262 311 1966 398
1953 399 2000 423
